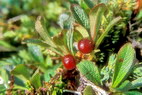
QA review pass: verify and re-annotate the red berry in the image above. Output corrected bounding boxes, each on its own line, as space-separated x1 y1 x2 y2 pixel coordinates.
78 38 94 54
62 54 76 70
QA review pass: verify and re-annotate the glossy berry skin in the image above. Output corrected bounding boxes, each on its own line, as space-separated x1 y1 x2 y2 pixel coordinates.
78 38 94 54
62 54 76 70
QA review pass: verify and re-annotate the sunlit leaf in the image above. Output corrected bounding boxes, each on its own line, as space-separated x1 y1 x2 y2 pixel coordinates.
75 25 89 38
35 16 56 47
73 29 83 42
89 3 107 42
112 43 135 88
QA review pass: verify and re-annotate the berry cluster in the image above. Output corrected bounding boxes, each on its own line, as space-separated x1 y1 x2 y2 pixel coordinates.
62 38 94 70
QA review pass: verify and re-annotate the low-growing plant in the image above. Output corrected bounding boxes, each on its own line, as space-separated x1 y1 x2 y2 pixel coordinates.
0 0 142 95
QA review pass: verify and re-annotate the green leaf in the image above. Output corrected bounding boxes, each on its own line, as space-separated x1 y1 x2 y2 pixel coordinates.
58 13 70 29
71 4 90 33
28 44 44 64
53 30 66 46
129 77 142 90
84 0 96 8
75 25 89 38
25 39 63 56
66 30 74 55
101 55 116 82
83 86 96 95
123 91 142 95
132 64 142 78
58 13 74 29
0 69 9 87
73 29 83 42
116 80 132 91
44 63 61 82
0 40 16 52
30 69 41 89
89 3 107 42
13 84 28 90
23 39 50 47
69 0 81 4
18 50 31 61
52 30 70 55
35 16 56 48
96 16 122 49
45 55 53 67
112 43 135 88
0 84 6 94
11 64 30 81
77 60 101 85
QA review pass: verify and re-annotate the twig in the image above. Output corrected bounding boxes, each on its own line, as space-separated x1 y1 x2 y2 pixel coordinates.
51 57 61 60
0 22 19 29
79 74 108 95
63 89 81 95
7 15 24 23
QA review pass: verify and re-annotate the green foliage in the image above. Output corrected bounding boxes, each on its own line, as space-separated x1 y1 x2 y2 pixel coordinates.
24 39 50 48
11 64 30 81
0 0 142 94
132 64 142 79
96 16 122 48
123 91 142 95
84 0 96 8
75 25 89 38
89 3 107 42
0 40 16 52
44 63 61 82
30 70 41 89
116 80 132 91
130 77 142 90
112 43 135 88
35 17 56 48
58 13 75 29
71 4 90 31
28 44 44 64
77 60 101 85
66 30 74 55
101 54 116 82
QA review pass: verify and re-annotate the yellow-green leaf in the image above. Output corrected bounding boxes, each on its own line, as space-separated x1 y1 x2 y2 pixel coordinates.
89 3 107 42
